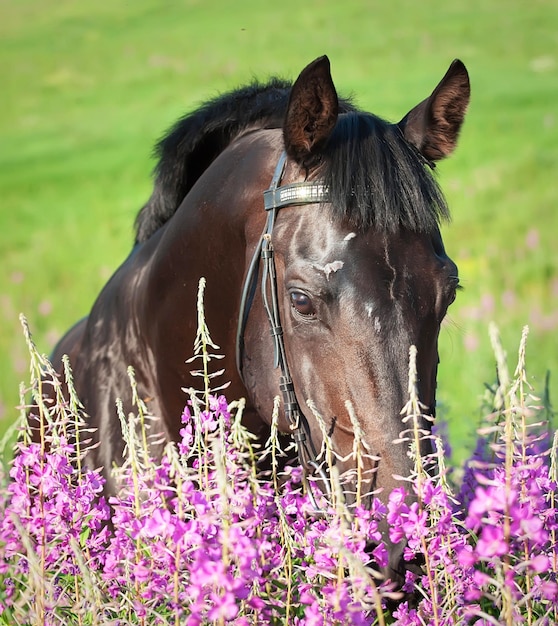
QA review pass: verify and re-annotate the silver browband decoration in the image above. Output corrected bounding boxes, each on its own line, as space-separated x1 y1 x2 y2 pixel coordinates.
263 182 329 211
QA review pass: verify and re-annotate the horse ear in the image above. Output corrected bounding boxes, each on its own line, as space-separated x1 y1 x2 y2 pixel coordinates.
398 59 470 161
283 56 339 164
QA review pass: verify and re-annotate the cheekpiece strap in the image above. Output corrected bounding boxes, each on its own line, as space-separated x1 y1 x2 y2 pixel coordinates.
236 148 331 515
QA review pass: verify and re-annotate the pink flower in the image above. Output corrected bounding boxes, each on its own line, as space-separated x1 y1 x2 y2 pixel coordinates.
207 590 238 621
529 553 550 573
457 544 477 567
142 508 173 538
476 525 508 558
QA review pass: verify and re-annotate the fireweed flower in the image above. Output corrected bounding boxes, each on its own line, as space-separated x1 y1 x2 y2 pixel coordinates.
2 364 558 625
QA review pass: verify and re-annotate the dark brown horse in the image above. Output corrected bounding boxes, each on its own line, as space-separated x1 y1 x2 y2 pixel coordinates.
48 56 469 582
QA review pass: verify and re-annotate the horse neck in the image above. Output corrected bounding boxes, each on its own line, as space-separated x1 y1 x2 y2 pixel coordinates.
167 129 284 244
141 131 284 421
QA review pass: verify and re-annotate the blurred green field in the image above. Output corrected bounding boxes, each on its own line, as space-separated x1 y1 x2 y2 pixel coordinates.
1 0 557 463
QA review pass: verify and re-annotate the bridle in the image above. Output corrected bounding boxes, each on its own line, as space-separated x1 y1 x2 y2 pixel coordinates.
235 151 332 506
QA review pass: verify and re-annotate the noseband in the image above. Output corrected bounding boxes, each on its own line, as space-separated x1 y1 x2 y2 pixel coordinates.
236 151 332 505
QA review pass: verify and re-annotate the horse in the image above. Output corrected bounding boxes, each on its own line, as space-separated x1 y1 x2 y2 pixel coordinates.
46 55 470 583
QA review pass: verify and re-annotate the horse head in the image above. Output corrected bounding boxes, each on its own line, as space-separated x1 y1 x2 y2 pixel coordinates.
238 56 469 582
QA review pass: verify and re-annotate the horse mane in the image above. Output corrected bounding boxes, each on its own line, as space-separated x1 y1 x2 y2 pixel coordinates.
135 78 356 243
135 79 447 243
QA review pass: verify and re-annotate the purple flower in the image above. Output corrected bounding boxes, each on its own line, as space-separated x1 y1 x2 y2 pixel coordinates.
476 525 508 558
207 590 239 621
142 508 173 539
2 373 558 626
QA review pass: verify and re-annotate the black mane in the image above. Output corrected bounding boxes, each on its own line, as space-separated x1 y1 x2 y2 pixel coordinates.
135 80 447 242
135 79 354 243
135 79 288 242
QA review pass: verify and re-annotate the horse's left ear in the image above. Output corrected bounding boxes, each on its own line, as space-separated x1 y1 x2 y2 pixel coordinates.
283 55 339 164
398 59 470 161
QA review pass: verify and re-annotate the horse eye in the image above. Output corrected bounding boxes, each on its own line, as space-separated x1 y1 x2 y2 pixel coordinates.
448 276 461 305
290 291 315 316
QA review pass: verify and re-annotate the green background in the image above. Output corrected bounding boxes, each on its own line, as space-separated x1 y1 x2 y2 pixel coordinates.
1 0 557 463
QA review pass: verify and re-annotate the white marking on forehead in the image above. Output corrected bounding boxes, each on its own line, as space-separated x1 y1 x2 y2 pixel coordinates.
324 260 344 276
365 304 373 318
374 316 382 334
315 260 344 280
344 232 357 241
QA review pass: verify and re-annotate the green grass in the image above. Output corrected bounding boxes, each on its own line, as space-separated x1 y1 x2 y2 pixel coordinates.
1 0 557 462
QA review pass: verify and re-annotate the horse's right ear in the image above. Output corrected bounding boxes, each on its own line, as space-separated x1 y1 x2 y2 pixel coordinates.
283 56 339 164
398 59 470 162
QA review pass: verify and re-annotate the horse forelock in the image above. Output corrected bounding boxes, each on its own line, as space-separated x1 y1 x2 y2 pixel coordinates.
317 112 450 234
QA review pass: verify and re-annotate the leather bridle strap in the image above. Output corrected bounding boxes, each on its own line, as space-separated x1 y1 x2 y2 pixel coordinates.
236 151 329 374
263 181 329 210
235 151 288 378
236 151 332 507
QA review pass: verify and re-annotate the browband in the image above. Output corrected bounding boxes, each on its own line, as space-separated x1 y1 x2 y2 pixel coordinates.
263 182 329 211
